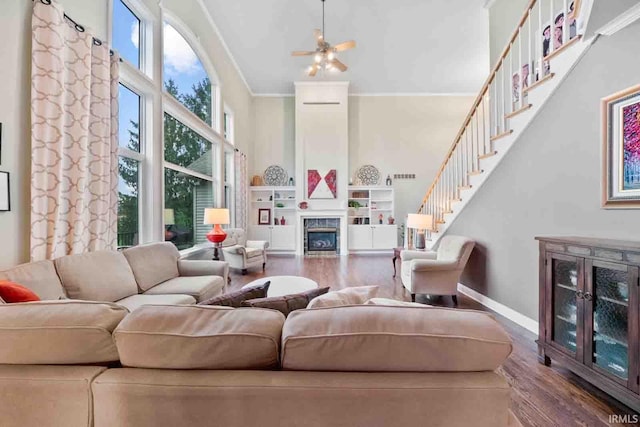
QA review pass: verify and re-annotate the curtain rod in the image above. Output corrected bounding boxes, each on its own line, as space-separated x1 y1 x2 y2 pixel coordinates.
34 0 122 60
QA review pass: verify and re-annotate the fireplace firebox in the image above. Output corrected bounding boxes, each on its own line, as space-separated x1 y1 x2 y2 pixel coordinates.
304 218 340 256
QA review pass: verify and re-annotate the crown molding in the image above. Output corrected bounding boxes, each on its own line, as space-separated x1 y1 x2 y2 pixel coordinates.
253 92 476 98
596 3 640 36
195 0 254 96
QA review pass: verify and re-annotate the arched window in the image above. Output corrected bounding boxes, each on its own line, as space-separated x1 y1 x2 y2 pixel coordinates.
163 23 214 127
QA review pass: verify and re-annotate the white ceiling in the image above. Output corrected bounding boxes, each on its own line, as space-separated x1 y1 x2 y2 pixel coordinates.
202 0 490 95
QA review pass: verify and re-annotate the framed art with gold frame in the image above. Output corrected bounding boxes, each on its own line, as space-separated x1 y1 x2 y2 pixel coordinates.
602 83 640 208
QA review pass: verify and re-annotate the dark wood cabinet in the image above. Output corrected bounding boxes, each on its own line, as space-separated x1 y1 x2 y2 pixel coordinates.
537 237 640 411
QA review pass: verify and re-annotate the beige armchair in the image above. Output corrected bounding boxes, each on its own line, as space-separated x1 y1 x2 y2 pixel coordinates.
400 235 475 305
220 228 268 274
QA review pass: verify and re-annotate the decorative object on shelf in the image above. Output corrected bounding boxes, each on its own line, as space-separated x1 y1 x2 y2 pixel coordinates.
274 193 280 199
263 165 288 186
288 177 294 186
280 216 286 226
276 202 285 208
385 175 392 186
378 213 384 224
275 217 280 225
298 201 308 210
602 83 640 208
348 200 361 209
269 195 273 201
0 171 10 212
371 201 377 209
355 164 380 185
388 216 395 225
258 208 271 225
349 177 353 185
364 218 370 225
406 213 433 250
307 169 337 199
251 175 264 186
204 208 230 261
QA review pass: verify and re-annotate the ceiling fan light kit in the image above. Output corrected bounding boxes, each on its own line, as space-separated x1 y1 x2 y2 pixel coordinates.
291 0 356 76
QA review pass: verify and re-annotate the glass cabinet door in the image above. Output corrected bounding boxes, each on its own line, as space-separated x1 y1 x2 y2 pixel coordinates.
586 261 634 383
548 254 582 357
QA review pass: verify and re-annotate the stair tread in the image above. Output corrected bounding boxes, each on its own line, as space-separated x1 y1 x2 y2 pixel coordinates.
524 73 555 94
543 35 582 61
478 151 498 160
505 104 533 119
490 130 513 142
468 170 484 176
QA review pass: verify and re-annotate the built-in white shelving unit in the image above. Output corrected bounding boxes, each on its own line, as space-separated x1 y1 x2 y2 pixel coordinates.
248 186 296 252
347 186 398 251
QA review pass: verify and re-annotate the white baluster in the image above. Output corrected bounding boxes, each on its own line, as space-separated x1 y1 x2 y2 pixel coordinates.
518 29 523 109
528 8 532 88
563 0 568 45
539 0 543 81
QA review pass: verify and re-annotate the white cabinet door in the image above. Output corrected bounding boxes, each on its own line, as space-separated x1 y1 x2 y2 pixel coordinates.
270 226 295 250
348 225 373 250
248 226 271 244
372 225 398 250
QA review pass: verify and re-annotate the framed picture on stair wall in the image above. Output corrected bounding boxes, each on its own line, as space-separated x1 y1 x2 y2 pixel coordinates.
602 84 640 208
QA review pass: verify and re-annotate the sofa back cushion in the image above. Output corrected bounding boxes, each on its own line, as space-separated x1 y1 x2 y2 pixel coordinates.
0 260 66 300
123 242 180 291
114 305 285 369
0 300 127 364
306 286 378 309
221 228 246 247
55 251 138 302
281 305 512 372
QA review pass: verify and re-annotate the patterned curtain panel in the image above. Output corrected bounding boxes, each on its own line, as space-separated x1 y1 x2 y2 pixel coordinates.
234 151 248 230
30 1 119 261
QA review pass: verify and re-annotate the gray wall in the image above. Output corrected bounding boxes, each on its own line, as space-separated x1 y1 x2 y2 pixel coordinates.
447 20 640 321
489 0 529 65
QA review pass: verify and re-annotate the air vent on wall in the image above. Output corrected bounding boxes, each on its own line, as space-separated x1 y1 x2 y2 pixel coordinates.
393 174 416 180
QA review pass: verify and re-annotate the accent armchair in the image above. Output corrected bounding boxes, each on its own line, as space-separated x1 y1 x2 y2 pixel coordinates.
220 228 268 274
400 235 475 305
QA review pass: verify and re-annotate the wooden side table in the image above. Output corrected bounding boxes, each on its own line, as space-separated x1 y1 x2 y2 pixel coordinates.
392 247 402 277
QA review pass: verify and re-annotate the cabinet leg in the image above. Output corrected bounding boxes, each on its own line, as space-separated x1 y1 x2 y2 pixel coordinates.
452 295 458 306
538 346 551 366
411 293 416 302
242 269 248 275
262 262 266 271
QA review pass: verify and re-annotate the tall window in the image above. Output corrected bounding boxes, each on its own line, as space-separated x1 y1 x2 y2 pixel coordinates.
224 150 234 225
163 23 213 126
112 0 141 69
223 108 234 144
117 84 142 248
164 114 215 249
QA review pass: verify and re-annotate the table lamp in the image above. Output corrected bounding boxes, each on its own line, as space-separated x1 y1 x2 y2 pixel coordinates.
406 213 433 250
163 209 175 241
204 208 230 260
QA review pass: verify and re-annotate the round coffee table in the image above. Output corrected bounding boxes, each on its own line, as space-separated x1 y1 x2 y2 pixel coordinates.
242 276 318 297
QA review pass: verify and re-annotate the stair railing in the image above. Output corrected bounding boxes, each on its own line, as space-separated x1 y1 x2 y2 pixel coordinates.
418 0 583 237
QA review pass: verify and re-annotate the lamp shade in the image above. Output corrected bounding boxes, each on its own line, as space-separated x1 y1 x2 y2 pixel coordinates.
406 214 433 231
204 208 230 225
163 209 175 225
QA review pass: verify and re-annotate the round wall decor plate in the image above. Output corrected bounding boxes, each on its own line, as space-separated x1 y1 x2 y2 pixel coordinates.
263 165 288 186
356 165 381 185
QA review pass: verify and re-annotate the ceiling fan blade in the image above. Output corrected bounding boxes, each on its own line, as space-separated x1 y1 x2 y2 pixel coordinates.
309 64 319 77
314 28 323 44
331 59 348 72
333 40 356 52
291 51 316 56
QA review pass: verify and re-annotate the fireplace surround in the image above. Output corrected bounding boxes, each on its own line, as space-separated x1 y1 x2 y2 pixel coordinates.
304 218 340 256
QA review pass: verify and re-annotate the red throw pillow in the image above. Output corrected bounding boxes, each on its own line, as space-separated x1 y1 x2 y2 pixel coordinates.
0 281 41 303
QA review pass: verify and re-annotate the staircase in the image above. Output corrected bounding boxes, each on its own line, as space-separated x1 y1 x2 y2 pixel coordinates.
419 0 595 249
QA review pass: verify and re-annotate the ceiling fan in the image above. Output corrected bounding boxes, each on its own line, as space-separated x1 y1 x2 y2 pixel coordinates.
291 0 356 77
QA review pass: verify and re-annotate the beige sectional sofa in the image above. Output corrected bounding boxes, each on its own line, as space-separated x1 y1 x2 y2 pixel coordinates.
0 298 521 427
0 242 228 311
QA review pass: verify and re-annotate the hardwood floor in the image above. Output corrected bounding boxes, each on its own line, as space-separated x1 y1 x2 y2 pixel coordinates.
228 254 640 427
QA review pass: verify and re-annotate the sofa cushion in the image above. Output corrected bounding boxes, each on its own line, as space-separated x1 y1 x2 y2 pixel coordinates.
114 305 285 369
54 251 138 302
242 287 330 316
198 281 271 307
123 242 180 291
0 300 127 364
306 286 378 309
281 305 513 372
0 281 41 303
245 247 263 258
143 276 224 302
0 260 66 300
115 294 196 312
365 297 431 308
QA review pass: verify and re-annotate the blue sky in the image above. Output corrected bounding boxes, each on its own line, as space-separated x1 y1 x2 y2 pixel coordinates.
113 0 211 196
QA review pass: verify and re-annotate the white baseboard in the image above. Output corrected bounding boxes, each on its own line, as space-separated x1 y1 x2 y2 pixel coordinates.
457 283 539 335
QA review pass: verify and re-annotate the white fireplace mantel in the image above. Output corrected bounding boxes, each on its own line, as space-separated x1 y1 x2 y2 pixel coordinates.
296 210 348 256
